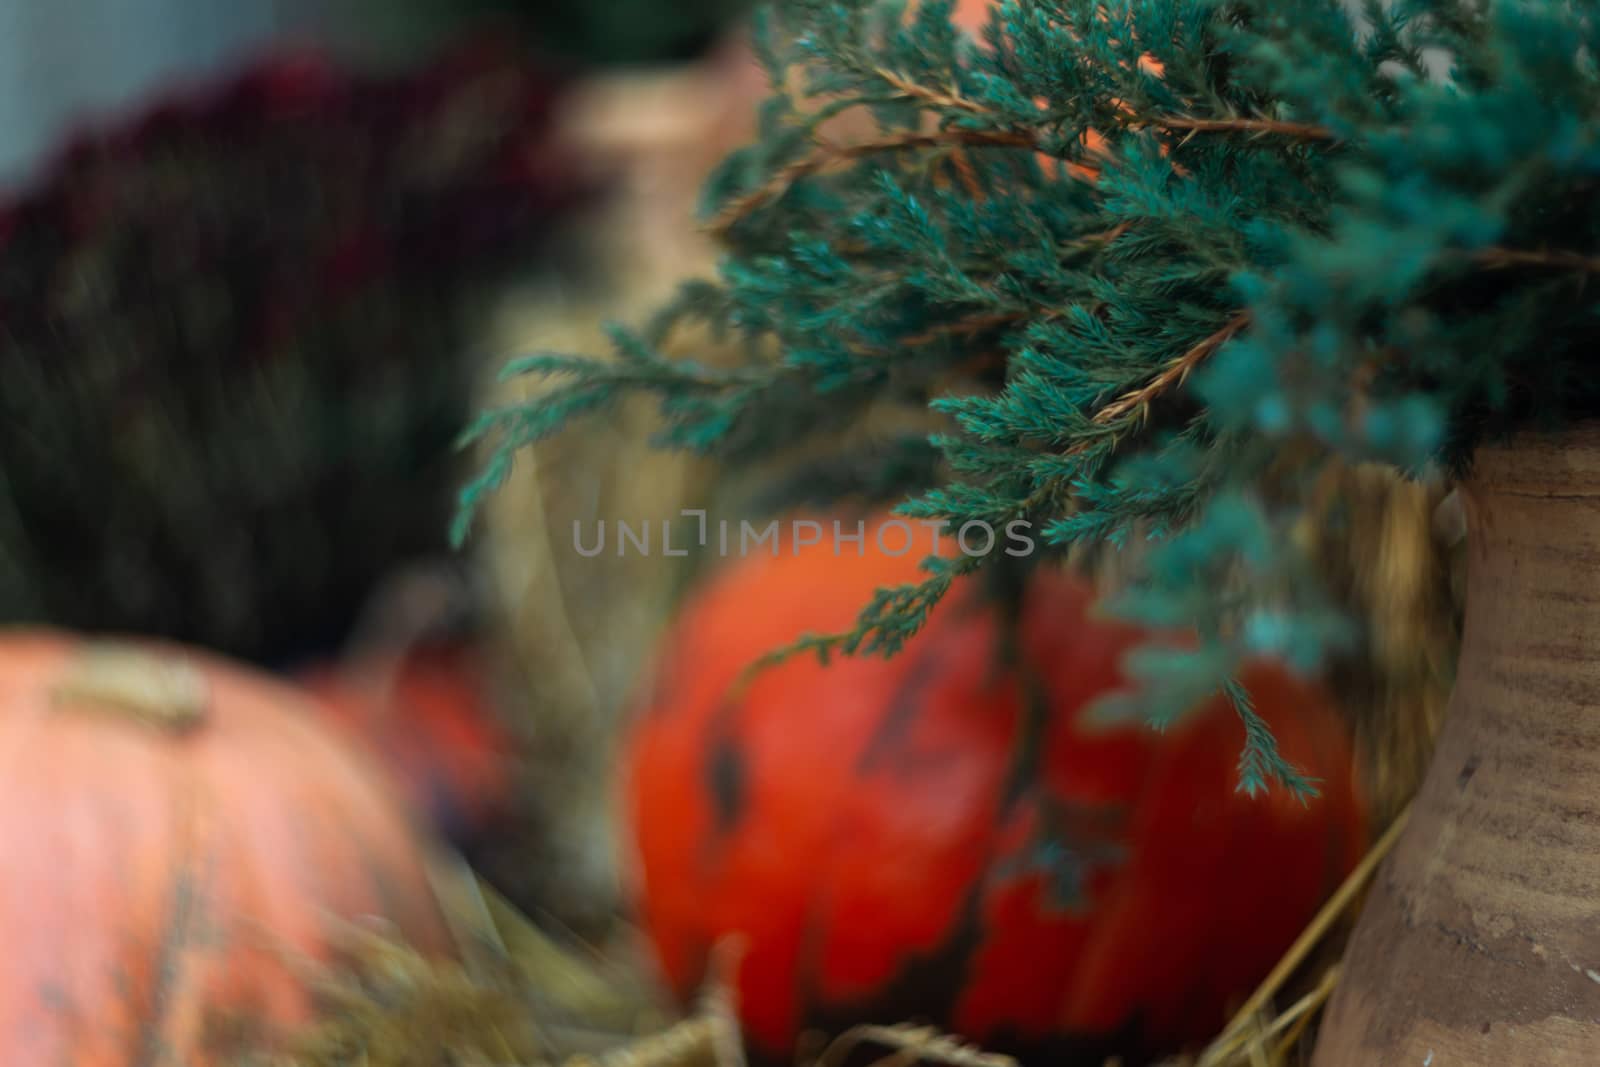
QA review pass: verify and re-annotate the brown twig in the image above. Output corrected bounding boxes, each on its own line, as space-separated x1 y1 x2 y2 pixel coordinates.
900 309 1036 347
712 64 1339 236
1154 116 1337 141
1062 236 1600 443
1092 311 1251 428
1042 220 1136 266
1002 310 1248 479
1078 219 1134 249
1271 964 1343 1062
1080 241 1599 435
562 1017 722 1067
1473 245 1600 274
701 936 748 1067
1079 243 1600 436
948 147 986 200
875 68 990 114
706 128 1041 236
816 1024 1017 1067
875 68 1338 143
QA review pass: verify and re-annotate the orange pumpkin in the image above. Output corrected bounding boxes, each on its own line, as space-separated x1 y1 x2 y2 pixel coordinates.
622 518 1368 1063
0 631 456 1065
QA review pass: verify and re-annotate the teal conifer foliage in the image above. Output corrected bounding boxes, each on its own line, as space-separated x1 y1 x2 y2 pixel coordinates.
460 0 1600 793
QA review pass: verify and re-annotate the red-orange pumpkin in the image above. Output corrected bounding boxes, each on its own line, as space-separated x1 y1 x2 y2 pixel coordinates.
0 631 456 1065
299 638 515 845
623 519 1368 1064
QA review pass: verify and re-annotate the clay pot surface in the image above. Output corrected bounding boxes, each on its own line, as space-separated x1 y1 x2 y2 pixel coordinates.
1315 426 1600 1065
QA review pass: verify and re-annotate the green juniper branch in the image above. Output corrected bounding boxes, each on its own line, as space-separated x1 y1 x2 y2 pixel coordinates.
459 0 1600 793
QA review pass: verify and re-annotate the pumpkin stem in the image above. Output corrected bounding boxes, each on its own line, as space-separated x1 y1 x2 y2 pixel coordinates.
50 643 209 732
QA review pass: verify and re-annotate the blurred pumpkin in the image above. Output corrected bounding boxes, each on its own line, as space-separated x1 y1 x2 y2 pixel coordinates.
622 518 1368 1064
0 631 455 1065
299 637 516 849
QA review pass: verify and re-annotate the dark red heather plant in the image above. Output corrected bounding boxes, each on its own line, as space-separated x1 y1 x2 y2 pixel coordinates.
0 37 590 667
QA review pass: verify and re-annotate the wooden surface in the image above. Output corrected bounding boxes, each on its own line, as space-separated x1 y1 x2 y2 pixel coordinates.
1314 426 1600 1064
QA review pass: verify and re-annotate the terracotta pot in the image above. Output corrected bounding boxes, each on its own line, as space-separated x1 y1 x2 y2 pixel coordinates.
1314 426 1600 1065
